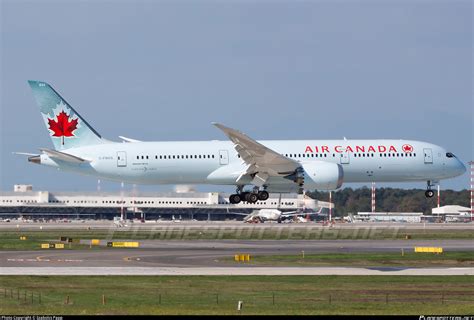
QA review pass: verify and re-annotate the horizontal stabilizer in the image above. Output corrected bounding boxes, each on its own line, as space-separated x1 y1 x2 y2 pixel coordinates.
39 148 90 164
119 136 142 143
13 152 40 157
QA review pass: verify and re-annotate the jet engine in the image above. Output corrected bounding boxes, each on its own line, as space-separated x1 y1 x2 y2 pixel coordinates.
299 161 344 190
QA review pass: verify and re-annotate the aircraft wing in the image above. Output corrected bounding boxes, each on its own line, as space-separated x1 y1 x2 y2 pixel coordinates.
212 123 300 186
39 148 90 164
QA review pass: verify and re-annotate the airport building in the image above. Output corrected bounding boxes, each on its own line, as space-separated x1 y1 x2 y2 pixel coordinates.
0 185 329 220
354 212 424 223
432 205 472 222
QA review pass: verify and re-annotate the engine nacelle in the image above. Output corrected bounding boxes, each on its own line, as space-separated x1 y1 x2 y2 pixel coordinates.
301 161 344 190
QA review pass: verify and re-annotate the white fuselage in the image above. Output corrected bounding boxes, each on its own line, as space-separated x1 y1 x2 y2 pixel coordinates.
37 139 466 191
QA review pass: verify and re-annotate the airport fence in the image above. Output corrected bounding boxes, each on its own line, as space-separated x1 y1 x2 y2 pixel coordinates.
1 288 474 310
0 287 42 305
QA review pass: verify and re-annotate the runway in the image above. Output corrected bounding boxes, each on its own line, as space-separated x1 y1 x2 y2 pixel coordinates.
1 266 472 276
1 240 472 269
2 219 473 275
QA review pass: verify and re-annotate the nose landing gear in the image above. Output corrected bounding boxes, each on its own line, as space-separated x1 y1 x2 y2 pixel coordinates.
425 189 435 198
425 181 436 198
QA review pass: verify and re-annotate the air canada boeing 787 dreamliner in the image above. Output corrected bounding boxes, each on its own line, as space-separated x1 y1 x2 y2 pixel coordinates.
21 81 466 204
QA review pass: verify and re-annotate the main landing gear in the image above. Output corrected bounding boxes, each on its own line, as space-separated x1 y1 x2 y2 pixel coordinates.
425 181 435 198
229 186 269 204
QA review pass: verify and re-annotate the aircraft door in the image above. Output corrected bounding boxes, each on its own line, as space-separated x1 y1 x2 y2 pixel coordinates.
117 151 127 167
219 150 229 165
423 148 433 164
340 152 350 164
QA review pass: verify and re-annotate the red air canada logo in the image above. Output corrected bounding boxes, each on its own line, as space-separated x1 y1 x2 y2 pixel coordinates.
402 144 414 153
304 144 414 154
48 110 78 145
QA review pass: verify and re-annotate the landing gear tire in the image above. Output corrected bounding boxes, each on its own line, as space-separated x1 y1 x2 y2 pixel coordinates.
229 194 241 204
425 190 435 198
248 193 258 203
257 190 269 201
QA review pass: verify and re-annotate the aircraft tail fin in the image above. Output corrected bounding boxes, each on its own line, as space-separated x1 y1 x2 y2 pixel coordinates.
28 80 106 150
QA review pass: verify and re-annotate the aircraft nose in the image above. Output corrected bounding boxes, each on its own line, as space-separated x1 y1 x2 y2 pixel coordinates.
456 160 467 176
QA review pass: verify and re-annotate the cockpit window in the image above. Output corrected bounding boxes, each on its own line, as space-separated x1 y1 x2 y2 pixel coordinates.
446 152 455 158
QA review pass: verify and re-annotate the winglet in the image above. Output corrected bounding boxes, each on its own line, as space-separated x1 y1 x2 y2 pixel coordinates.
212 122 251 142
212 122 234 132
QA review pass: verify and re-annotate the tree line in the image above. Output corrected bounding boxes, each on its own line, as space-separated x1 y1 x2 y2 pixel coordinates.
306 188 471 216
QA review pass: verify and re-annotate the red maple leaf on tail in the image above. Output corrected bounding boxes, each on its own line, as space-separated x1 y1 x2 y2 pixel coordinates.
48 111 78 145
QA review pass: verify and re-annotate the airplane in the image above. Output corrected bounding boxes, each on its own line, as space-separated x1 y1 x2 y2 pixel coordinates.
228 193 327 223
242 207 324 223
21 81 466 204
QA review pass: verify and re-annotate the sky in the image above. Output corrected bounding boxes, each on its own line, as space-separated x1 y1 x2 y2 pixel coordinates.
0 0 472 193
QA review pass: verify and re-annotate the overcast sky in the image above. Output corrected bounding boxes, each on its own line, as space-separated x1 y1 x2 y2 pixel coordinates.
0 0 472 193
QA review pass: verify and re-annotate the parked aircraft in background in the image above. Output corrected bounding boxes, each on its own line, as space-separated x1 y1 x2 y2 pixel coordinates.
242 207 324 223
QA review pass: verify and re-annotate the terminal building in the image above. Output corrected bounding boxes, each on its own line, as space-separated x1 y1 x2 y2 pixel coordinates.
0 185 330 221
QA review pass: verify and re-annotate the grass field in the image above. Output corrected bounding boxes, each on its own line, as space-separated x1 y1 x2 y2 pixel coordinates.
1 226 473 250
0 276 473 315
221 251 474 267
